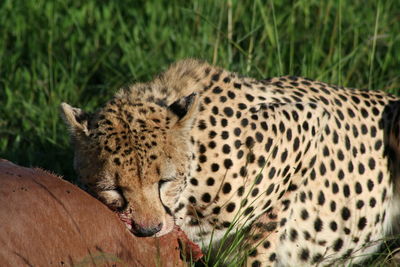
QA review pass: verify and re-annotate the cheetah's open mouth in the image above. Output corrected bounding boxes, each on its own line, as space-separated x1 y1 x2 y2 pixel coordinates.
116 211 203 261
117 212 133 231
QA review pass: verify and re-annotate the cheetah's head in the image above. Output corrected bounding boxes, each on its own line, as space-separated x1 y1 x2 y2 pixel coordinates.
61 92 199 237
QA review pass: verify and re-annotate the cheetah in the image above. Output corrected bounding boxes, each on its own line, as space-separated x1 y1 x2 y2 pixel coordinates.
61 59 400 266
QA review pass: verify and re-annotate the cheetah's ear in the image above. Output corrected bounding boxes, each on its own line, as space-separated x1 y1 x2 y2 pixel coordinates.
167 93 199 129
60 102 90 136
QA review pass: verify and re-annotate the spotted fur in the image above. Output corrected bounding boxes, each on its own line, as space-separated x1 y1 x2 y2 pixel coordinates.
62 59 400 266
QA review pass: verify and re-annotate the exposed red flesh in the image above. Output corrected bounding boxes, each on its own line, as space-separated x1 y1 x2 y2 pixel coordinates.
173 225 203 262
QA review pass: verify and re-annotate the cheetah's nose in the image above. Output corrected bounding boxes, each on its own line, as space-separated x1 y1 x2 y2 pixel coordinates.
131 221 162 237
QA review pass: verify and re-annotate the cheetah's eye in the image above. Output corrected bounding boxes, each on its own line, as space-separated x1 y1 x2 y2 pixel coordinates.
97 188 126 211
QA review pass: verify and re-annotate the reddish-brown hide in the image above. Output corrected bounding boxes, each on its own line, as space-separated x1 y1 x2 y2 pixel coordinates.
0 159 185 267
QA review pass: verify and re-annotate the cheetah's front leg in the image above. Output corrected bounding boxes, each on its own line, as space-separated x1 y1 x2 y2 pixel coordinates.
244 207 282 267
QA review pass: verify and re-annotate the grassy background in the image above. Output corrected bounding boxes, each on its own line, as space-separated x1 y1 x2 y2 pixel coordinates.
1 0 399 180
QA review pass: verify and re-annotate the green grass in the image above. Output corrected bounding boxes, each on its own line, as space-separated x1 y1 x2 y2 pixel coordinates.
1 0 400 265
